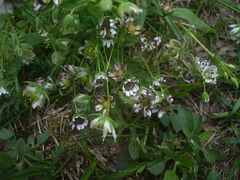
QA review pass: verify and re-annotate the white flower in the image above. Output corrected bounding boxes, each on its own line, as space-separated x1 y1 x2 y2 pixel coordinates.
152 77 166 89
103 39 114 48
70 115 88 131
196 57 219 84
158 110 166 118
202 65 218 84
133 103 142 113
122 78 139 96
95 104 103 111
90 115 117 141
33 2 43 11
93 74 108 88
143 107 152 117
229 24 240 44
167 95 174 103
0 86 9 96
100 28 107 38
140 35 162 51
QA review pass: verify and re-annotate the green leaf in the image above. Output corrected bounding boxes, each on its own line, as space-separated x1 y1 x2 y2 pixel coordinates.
0 152 14 169
179 153 193 168
16 138 29 160
203 148 224 163
207 170 221 180
168 113 181 133
128 139 139 160
138 0 147 27
80 159 97 180
60 0 87 10
99 0 112 11
227 158 240 180
163 170 179 180
172 8 213 32
231 98 240 114
198 131 214 143
37 131 50 145
178 106 202 138
23 33 43 46
0 128 14 140
148 160 166 176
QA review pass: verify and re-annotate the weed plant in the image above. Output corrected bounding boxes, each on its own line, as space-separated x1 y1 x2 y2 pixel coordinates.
0 0 240 179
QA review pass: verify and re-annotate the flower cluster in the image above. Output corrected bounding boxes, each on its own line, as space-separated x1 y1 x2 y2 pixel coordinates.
196 57 219 84
98 17 120 48
229 24 240 44
122 77 173 118
140 35 162 51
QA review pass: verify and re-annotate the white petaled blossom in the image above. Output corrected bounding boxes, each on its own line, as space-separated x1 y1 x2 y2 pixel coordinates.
0 86 9 96
152 77 166 89
94 95 115 115
98 17 119 48
132 88 163 118
122 77 139 96
90 115 117 141
70 115 88 131
140 35 162 51
196 57 219 84
93 74 108 88
33 2 43 11
229 24 240 44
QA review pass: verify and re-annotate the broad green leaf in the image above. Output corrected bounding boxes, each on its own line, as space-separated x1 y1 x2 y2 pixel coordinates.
178 106 202 138
179 153 193 168
203 148 224 163
37 131 50 145
169 113 181 133
148 160 166 176
163 170 179 180
172 8 213 32
0 152 14 169
207 170 221 180
128 139 139 160
16 138 29 160
0 128 14 140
